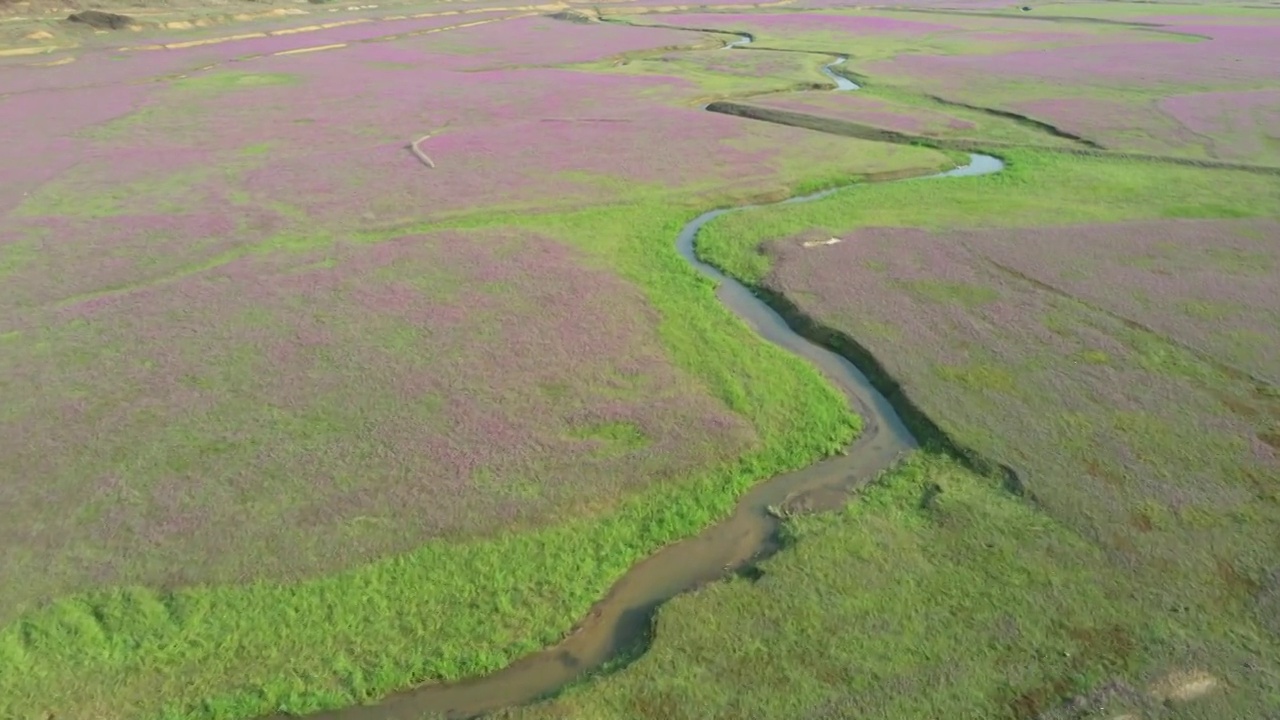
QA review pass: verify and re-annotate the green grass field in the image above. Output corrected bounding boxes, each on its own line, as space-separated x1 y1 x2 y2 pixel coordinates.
497 452 1189 720
697 149 1280 285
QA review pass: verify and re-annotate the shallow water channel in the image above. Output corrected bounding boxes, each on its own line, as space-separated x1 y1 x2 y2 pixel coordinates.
265 36 1005 720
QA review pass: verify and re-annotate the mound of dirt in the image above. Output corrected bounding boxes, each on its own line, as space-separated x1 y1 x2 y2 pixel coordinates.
66 9 134 29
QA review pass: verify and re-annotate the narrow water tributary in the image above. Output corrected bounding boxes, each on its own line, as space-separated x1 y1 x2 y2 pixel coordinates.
265 34 1004 720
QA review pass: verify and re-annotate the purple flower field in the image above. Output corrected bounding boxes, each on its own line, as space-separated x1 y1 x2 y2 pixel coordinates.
1 209 289 314
3 14 945 240
1012 96 1207 156
1017 90 1280 162
859 14 1280 162
1159 89 1280 162
762 220 1278 587
873 20 1280 88
2 227 756 603
209 50 800 219
959 219 1280 383
0 82 154 214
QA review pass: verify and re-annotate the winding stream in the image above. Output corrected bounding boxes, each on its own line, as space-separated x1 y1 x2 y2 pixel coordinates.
820 56 860 90
266 34 1004 720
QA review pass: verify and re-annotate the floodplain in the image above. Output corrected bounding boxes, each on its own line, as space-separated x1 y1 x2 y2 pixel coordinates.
1 1 1277 719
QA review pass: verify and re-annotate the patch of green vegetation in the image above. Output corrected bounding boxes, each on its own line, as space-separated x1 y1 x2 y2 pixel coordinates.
1204 245 1275 274
1179 298 1240 320
776 142 955 192
471 467 544 501
79 105 166 141
12 183 127 218
629 15 1068 61
556 169 665 199
0 236 38 279
855 317 901 341
498 451 1169 720
170 71 299 95
574 48 829 100
933 360 1019 393
896 277 1001 307
367 249 466 302
1119 321 1222 386
1161 202 1259 219
697 149 1280 286
238 141 274 157
568 420 651 456
280 256 338 275
80 73 297 143
1075 348 1112 365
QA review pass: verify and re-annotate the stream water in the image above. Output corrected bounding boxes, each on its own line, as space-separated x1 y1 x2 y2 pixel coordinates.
820 56 860 90
264 34 1005 720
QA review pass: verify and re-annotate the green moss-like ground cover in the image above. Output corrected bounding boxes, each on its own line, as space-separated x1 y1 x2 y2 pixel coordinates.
499 451 1185 720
